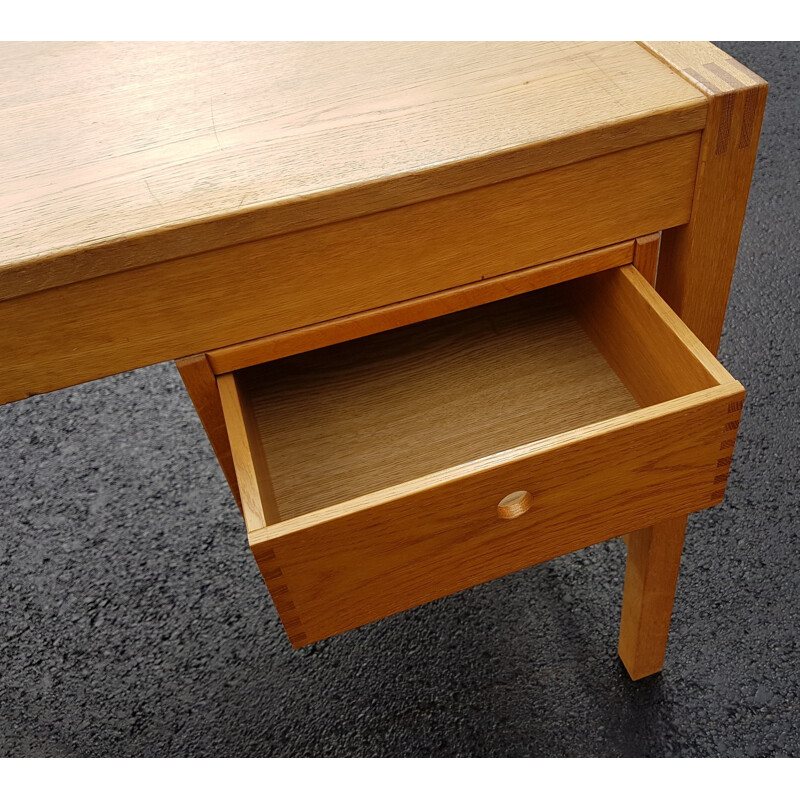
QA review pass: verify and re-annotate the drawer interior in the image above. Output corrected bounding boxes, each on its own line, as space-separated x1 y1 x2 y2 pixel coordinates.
229 266 727 525
217 264 742 645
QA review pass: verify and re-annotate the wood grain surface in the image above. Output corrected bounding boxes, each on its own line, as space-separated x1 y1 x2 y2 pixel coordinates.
217 372 279 532
217 266 744 646
618 515 688 679
249 384 743 646
0 42 705 299
567 266 734 407
241 288 640 520
640 41 768 354
0 134 699 405
632 233 660 286
206 240 636 375
183 240 637 509
175 354 241 509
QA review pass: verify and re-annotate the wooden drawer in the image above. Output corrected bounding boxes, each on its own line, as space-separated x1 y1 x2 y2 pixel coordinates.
217 266 744 647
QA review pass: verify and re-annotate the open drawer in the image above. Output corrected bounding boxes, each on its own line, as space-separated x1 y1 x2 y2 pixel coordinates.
217 266 744 647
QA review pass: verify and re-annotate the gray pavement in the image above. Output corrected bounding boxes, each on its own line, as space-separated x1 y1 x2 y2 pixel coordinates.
0 41 797 757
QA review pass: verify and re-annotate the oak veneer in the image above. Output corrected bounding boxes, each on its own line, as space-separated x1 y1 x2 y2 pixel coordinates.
204 239 636 375
218 267 744 647
240 287 640 520
176 353 242 510
0 42 766 681
0 133 699 405
181 239 637 508
632 233 660 286
0 42 704 298
618 515 688 680
641 41 768 354
218 371 280 533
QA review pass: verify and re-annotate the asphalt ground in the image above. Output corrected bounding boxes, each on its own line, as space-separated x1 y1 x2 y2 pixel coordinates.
0 41 797 757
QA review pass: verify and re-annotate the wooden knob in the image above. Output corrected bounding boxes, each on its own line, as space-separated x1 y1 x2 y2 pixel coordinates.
497 490 534 519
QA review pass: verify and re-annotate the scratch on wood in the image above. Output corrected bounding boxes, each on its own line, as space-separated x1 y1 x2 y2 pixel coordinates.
143 179 163 207
210 97 223 150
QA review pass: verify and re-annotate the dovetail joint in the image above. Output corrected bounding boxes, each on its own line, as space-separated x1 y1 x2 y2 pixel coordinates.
260 565 284 580
267 578 308 648
256 551 309 648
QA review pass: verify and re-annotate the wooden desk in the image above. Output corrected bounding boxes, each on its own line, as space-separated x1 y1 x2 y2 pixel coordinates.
0 42 766 679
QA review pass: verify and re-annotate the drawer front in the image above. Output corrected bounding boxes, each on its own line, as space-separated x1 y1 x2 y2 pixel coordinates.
249 384 743 647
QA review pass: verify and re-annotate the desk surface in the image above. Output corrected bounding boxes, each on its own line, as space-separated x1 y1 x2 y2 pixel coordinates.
0 41 705 299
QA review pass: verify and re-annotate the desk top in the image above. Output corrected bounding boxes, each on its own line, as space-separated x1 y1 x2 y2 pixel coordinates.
0 41 705 300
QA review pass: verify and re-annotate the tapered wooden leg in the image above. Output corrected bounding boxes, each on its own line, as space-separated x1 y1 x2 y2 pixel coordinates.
618 515 687 680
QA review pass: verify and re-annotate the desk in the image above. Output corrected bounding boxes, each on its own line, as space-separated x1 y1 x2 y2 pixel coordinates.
0 42 766 679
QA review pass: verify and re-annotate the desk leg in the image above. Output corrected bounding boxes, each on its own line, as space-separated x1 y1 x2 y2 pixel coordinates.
640 42 767 355
618 516 687 680
620 44 765 679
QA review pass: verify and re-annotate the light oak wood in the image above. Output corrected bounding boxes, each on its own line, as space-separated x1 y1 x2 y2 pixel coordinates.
641 42 768 354
618 44 765 678
217 372 280 532
182 240 637 515
0 134 699 405
633 233 660 286
217 266 744 646
240 288 640 519
176 354 241 510
619 515 688 680
247 385 742 647
0 42 705 300
205 240 635 375
567 266 734 407
0 42 762 679
217 372 303 643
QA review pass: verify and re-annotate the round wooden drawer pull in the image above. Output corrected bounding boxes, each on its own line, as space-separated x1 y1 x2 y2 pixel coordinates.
497 490 534 519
